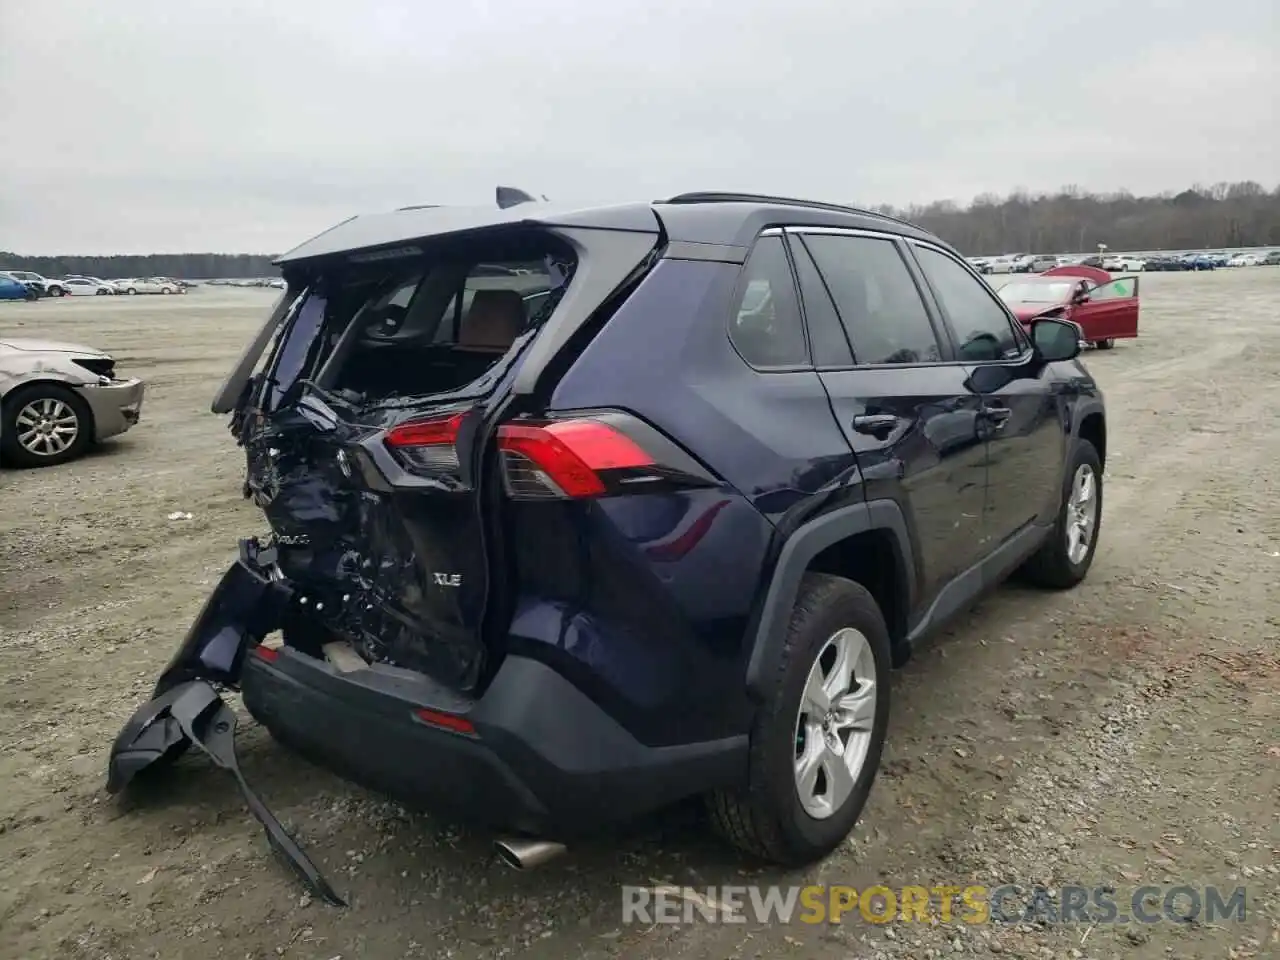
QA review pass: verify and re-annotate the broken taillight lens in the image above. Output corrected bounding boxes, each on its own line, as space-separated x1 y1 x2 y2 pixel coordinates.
384 410 467 475
496 419 655 499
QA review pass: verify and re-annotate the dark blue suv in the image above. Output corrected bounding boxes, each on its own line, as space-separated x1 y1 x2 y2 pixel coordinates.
109 192 1105 875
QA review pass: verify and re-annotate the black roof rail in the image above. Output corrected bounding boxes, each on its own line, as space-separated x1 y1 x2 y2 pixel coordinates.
662 191 921 230
396 204 442 212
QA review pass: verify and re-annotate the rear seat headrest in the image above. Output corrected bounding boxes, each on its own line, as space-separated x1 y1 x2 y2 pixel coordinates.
457 289 524 352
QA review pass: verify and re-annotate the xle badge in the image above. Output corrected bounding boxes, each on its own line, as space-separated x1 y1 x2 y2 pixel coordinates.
433 573 462 587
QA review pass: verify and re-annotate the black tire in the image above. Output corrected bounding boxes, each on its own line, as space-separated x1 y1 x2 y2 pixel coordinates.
126 288 137 295
1094 338 1116 350
1 383 94 468
1019 439 1103 589
708 573 892 865
95 288 108 296
47 285 65 297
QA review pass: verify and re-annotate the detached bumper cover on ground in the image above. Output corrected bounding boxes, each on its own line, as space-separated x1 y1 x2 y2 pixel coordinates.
106 538 745 900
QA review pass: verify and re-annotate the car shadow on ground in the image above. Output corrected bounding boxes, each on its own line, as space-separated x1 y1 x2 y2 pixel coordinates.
0 437 138 470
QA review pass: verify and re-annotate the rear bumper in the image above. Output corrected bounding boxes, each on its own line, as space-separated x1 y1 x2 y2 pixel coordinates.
77 378 145 441
131 542 747 838
241 644 746 837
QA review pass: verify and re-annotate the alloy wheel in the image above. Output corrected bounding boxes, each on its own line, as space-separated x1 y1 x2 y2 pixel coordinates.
1065 463 1098 564
15 397 80 457
794 627 878 820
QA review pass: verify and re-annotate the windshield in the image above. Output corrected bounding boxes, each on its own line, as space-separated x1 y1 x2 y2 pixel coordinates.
998 281 1073 304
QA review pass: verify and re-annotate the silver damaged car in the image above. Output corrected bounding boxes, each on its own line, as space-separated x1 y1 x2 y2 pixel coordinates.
0 337 145 467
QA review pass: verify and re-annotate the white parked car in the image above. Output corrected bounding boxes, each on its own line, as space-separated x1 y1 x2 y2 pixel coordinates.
1102 255 1146 272
62 277 117 296
1226 253 1262 267
987 256 1020 274
117 277 180 295
1 270 67 296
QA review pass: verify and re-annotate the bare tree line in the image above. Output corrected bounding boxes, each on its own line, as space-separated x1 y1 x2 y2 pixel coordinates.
868 181 1280 255
4 182 1279 277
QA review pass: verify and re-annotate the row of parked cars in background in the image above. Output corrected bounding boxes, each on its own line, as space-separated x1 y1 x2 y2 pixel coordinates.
1141 250 1280 271
0 270 197 299
968 249 1280 275
203 277 286 289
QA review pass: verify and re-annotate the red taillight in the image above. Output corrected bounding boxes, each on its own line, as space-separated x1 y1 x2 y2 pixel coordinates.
252 645 279 663
413 707 476 736
385 411 466 448
384 410 467 475
497 420 654 499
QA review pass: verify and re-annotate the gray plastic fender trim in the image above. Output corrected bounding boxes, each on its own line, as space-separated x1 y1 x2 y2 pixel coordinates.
745 499 914 697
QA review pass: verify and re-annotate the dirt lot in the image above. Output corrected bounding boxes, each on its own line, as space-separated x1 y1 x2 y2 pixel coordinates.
1 274 1277 960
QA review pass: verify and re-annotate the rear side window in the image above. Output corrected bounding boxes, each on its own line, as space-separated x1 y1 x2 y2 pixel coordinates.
800 234 941 365
790 238 853 367
913 246 1024 362
728 236 808 369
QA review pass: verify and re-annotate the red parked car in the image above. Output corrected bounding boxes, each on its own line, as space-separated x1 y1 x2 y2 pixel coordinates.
995 265 1139 349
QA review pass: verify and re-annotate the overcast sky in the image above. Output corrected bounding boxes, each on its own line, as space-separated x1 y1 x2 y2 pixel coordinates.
2 0 1276 254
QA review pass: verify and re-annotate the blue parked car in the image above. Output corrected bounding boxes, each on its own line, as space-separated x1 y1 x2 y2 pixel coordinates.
0 272 38 300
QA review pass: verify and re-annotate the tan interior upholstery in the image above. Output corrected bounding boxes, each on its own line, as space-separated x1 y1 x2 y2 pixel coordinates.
458 289 524 352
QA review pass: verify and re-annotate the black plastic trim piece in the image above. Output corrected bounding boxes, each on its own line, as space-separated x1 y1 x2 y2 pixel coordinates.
241 652 748 837
744 499 913 697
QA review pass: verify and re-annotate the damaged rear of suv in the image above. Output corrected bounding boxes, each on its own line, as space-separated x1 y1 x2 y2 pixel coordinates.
110 189 1106 895
111 194 760 878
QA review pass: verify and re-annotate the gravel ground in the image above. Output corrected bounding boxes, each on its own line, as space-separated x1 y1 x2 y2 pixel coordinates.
1 273 1277 960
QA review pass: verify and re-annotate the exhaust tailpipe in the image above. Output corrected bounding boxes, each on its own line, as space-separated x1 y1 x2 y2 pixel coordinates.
493 838 567 870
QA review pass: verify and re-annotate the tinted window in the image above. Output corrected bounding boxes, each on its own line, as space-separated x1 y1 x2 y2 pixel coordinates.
728 236 808 368
791 239 853 366
914 246 1024 362
800 234 941 365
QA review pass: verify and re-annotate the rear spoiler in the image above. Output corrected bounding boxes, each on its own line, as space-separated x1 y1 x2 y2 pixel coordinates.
271 193 658 267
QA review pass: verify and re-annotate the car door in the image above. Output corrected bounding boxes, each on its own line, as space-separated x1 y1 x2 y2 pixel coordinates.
787 227 989 606
908 241 1066 553
1072 276 1139 340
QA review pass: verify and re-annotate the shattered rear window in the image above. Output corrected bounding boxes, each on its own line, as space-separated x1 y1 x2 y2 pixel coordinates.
261 235 578 410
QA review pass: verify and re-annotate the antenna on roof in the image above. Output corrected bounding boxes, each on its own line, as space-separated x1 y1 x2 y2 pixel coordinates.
496 186 538 209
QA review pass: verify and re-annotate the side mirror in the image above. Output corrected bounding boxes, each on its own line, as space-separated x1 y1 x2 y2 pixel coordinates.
1030 317 1082 362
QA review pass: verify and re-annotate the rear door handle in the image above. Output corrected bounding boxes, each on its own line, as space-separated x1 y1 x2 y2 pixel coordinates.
851 414 903 439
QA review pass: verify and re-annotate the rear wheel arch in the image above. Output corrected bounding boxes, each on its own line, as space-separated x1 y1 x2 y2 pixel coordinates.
806 524 911 665
745 499 916 696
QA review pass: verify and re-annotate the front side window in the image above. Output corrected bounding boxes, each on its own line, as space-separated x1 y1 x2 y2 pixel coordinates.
914 246 1025 362
800 234 941 366
728 236 808 368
